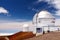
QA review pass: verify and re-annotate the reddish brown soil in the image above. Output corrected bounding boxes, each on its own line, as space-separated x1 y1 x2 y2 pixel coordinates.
8 32 35 40
0 37 6 40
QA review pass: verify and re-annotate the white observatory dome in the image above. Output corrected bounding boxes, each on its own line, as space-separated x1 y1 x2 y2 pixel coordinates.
23 24 29 27
33 10 55 25
23 24 29 32
38 11 55 18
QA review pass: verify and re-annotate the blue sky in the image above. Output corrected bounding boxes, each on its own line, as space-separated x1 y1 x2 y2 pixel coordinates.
0 0 60 33
0 0 37 21
0 0 59 22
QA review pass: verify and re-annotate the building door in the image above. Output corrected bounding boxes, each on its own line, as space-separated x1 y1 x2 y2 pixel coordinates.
36 28 42 33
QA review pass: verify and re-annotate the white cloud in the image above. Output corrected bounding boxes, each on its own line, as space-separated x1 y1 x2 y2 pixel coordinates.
36 0 60 16
51 0 60 16
0 7 8 14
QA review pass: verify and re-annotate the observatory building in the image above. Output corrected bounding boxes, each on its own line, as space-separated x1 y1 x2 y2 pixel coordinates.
32 10 55 36
22 10 60 36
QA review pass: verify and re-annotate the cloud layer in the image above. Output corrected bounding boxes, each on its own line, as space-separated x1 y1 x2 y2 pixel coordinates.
0 21 32 33
0 21 32 29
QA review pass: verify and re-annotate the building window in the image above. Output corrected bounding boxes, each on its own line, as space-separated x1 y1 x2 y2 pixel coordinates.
36 28 42 33
52 21 55 23
39 21 40 23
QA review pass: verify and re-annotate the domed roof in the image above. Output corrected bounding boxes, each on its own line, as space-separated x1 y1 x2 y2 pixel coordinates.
38 11 55 18
32 10 55 24
23 24 29 27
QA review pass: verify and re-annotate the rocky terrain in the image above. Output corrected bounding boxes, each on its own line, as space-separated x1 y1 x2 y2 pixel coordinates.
24 32 60 40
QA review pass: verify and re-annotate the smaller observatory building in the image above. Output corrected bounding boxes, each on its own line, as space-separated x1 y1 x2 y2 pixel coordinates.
22 10 60 36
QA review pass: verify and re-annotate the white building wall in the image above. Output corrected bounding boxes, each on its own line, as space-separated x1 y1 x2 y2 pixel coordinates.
23 27 29 32
43 26 60 32
37 18 55 27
